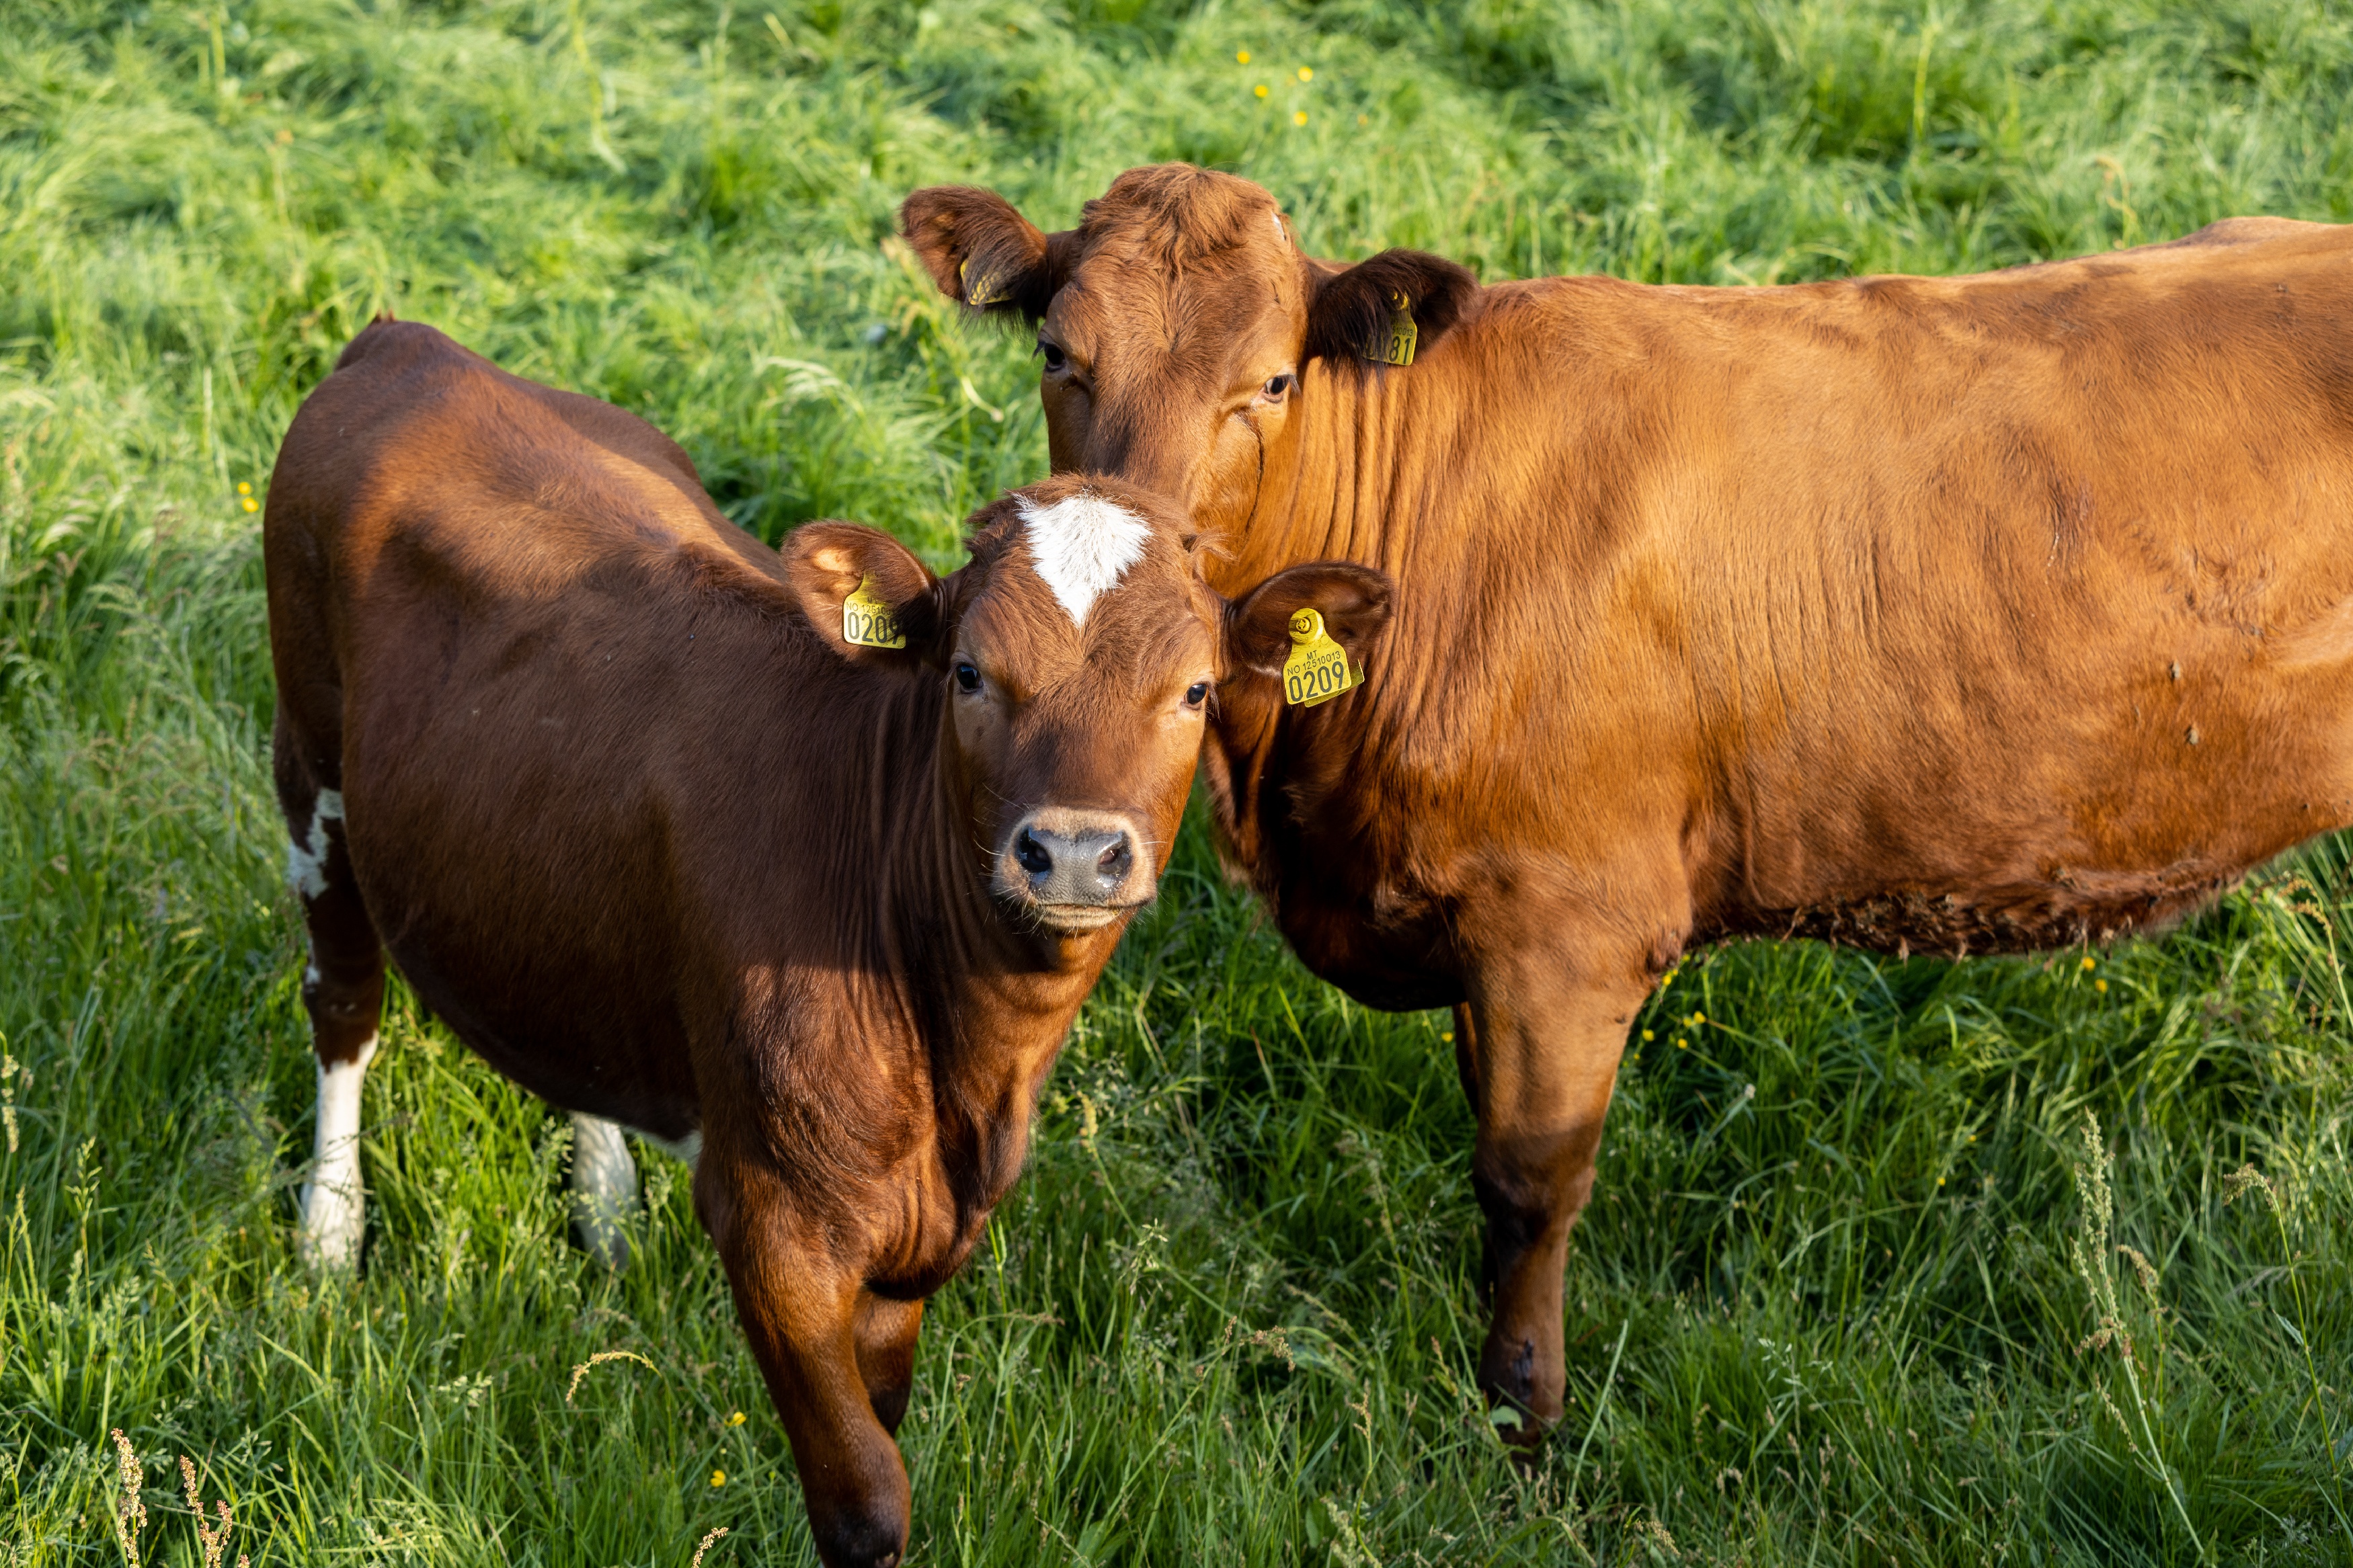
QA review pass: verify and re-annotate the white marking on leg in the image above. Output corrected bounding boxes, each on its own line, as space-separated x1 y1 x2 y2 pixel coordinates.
299 1034 376 1271
285 789 343 901
1017 491 1149 627
570 1112 639 1270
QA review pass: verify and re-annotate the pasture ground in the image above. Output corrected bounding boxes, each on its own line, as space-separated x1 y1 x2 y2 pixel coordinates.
5 0 2353 1561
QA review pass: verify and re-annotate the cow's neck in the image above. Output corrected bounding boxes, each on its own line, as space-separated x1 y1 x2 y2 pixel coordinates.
870 694 1111 1253
1204 355 1459 595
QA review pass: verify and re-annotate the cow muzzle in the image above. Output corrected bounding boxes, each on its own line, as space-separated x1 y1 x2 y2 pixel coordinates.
993 807 1156 933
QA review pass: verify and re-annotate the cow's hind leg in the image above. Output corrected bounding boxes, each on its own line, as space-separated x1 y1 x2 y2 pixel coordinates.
277 710 385 1271
569 1113 639 1269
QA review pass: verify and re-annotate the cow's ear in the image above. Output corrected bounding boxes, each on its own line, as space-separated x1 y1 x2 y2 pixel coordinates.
1224 562 1394 680
785 522 949 667
1303 249 1478 369
900 186 1070 322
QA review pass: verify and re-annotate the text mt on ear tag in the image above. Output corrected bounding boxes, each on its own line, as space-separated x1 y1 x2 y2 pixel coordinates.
959 257 1012 308
1283 607 1361 708
842 575 906 649
1365 288 1417 367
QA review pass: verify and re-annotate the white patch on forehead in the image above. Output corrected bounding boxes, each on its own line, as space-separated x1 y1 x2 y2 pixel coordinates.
1016 491 1151 628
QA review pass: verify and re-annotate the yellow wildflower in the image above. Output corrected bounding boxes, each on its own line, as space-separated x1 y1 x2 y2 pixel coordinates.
1254 83 1267 97
1236 49 1249 63
1298 66 1313 80
710 1469 727 1487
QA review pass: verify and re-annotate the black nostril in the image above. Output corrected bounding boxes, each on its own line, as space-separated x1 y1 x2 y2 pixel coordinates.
1096 837 1133 883
1016 829 1054 876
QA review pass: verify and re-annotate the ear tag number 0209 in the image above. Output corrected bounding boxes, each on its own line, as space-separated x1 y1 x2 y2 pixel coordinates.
1283 608 1361 708
842 575 906 650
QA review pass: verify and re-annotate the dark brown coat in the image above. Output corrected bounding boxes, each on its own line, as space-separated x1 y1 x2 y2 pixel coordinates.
262 319 1387 1567
904 163 2353 1436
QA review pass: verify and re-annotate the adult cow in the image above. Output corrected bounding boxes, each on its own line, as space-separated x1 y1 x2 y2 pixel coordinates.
901 164 2353 1436
264 318 1388 1567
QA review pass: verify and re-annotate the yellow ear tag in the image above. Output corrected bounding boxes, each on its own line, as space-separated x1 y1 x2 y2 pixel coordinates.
1366 288 1417 367
959 256 1012 308
842 575 907 649
1283 607 1361 708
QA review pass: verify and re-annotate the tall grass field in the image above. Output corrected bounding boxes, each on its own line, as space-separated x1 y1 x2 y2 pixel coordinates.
6 0 2353 1561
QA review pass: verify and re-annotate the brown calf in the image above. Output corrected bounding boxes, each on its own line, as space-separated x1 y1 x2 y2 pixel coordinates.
263 319 1388 1567
904 164 2353 1436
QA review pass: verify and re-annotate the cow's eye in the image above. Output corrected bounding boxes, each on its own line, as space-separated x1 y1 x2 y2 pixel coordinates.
1261 374 1293 400
1039 341 1068 372
1184 681 1211 708
954 662 982 693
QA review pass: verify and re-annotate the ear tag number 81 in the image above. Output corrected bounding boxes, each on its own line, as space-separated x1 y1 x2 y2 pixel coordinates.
1283 608 1361 708
843 575 906 649
1366 288 1417 367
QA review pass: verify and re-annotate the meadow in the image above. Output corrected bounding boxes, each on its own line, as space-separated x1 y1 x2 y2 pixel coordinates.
5 0 2353 1560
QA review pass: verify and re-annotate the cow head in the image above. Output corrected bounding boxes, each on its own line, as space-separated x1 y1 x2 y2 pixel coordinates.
786 474 1390 946
901 165 1477 522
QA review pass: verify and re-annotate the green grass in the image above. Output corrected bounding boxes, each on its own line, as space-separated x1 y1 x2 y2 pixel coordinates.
5 0 2353 1560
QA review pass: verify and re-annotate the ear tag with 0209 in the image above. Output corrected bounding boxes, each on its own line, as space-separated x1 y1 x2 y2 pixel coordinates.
842 575 907 650
1283 607 1361 708
1365 288 1417 367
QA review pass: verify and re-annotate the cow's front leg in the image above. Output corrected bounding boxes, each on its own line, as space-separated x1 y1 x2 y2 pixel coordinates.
699 1159 910 1568
1460 930 1658 1439
854 1294 924 1435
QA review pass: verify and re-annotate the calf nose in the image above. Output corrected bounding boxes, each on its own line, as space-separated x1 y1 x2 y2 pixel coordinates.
998 807 1154 916
1014 821 1134 901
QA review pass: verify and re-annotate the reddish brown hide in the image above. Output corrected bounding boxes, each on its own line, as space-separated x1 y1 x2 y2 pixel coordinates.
262 319 1388 1568
904 164 2353 1438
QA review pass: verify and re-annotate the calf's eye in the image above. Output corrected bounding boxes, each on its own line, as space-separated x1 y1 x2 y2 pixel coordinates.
955 662 982 693
1185 681 1211 708
1039 342 1068 372
1261 374 1293 400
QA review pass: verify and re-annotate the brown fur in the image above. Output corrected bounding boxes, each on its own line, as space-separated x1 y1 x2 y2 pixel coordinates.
262 319 1387 1568
904 167 2353 1437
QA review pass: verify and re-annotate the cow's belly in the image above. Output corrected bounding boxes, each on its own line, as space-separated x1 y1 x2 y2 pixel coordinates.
334 681 707 1139
1717 667 2353 955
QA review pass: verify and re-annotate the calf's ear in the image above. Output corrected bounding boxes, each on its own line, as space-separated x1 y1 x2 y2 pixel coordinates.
1304 249 1478 369
900 186 1070 322
1224 562 1394 679
785 522 947 665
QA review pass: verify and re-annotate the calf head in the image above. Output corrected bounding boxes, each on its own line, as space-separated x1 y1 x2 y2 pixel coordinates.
901 164 1477 523
787 474 1393 945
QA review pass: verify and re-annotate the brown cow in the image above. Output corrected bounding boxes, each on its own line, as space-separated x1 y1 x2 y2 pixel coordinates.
902 164 2353 1437
262 318 1389 1567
